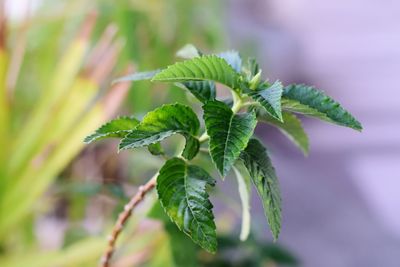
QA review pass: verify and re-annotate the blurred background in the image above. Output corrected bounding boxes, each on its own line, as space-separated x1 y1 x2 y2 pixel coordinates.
1 0 399 266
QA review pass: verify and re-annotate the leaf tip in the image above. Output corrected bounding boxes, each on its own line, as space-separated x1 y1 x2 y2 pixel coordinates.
117 141 127 152
271 227 281 242
83 136 92 144
354 122 363 132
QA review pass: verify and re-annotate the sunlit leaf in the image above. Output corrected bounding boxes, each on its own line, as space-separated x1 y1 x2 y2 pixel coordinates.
84 116 139 143
152 55 242 90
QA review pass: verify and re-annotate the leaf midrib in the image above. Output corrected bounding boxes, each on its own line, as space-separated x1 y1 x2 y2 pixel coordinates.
222 112 235 175
183 165 213 246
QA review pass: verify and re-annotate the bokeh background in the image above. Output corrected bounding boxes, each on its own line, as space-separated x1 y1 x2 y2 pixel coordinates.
1 0 399 266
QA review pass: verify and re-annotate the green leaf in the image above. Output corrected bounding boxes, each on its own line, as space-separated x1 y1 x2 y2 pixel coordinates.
218 50 242 73
157 158 217 253
233 165 251 241
282 84 362 131
152 55 242 91
148 142 165 156
119 104 200 160
182 135 200 160
203 100 257 177
257 109 309 155
247 81 283 121
112 69 161 84
176 80 216 103
83 116 139 144
240 139 281 240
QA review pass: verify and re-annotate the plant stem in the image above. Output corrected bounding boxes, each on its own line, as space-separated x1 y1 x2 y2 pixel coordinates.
240 101 259 108
231 90 243 114
198 132 209 143
101 174 157 267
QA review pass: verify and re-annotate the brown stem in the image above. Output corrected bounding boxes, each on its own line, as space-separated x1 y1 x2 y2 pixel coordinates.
100 175 157 267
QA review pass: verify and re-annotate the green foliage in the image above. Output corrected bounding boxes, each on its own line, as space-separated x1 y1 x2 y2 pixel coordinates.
85 45 362 254
177 81 216 103
203 100 257 177
0 0 227 265
240 139 281 240
282 84 363 130
119 104 200 158
84 116 140 143
257 109 309 155
152 55 242 90
247 81 284 121
157 158 217 253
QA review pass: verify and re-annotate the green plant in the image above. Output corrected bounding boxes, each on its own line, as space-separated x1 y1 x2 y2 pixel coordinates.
0 1 226 265
85 44 362 266
0 6 131 265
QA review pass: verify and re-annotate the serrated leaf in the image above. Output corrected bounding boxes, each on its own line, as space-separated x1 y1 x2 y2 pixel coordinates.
282 84 362 131
257 109 309 155
84 116 139 144
218 50 242 73
176 80 216 103
152 55 242 91
203 100 257 177
240 139 281 240
233 165 251 241
119 104 200 160
247 81 283 121
112 69 161 84
157 158 217 253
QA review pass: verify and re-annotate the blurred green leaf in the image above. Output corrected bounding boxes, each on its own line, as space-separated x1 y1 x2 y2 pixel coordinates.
233 165 251 241
257 109 309 155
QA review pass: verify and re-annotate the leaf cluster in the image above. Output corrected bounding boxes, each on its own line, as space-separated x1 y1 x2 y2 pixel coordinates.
85 44 362 253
